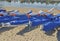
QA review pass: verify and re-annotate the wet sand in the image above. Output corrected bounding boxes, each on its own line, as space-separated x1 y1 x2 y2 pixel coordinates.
0 7 60 41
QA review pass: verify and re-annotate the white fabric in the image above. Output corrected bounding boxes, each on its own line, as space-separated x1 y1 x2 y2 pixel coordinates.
38 10 43 14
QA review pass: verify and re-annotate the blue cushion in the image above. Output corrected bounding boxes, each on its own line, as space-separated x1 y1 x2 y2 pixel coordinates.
10 19 28 25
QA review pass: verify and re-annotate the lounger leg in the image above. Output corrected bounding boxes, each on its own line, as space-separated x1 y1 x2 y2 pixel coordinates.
1 23 5 27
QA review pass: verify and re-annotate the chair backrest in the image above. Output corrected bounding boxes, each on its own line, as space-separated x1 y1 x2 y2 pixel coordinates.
43 21 59 32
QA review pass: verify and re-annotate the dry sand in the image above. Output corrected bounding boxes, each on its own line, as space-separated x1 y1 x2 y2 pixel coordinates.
0 7 60 41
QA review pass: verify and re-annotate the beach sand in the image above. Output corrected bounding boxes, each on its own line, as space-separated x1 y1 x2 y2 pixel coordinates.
0 7 60 41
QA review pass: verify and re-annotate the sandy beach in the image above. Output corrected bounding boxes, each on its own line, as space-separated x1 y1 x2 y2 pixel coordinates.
0 7 60 41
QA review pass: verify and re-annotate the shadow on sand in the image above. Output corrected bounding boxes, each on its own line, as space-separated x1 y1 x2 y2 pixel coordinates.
42 29 60 41
17 26 38 35
57 30 60 41
44 30 56 36
17 25 56 36
0 27 15 34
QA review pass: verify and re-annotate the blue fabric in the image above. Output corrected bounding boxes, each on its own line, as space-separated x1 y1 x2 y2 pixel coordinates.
43 20 60 32
10 19 29 25
29 16 49 27
0 16 20 23
0 13 59 29
56 14 60 17
28 10 32 14
16 15 28 20
0 15 28 23
31 19 41 27
0 9 6 12
43 22 56 32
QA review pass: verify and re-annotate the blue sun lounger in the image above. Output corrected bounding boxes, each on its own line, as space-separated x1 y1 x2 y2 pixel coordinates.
10 19 29 25
43 17 60 33
0 16 20 23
